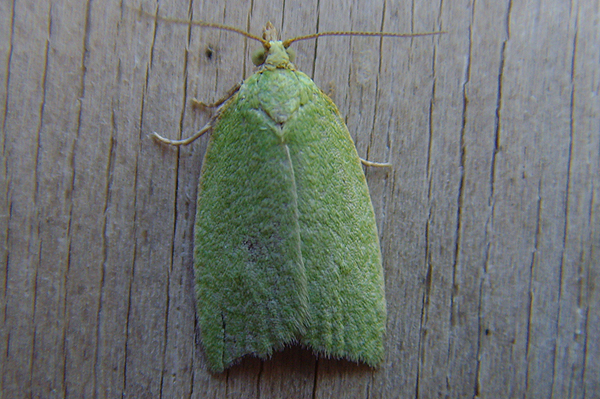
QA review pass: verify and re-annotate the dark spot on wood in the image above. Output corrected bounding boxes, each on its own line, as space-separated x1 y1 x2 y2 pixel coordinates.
205 45 214 60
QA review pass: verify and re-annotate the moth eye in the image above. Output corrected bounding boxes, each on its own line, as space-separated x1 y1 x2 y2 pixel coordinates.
252 48 266 66
286 48 296 63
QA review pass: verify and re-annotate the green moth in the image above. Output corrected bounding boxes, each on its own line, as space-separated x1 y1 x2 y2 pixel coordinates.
151 15 438 372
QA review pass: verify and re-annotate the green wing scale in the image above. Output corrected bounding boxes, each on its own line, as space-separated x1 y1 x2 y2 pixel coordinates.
194 41 386 372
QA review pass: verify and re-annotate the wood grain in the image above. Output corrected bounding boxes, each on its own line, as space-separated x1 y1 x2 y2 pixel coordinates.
1 0 598 397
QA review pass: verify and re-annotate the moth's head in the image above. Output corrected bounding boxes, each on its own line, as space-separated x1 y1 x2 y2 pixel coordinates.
251 22 296 67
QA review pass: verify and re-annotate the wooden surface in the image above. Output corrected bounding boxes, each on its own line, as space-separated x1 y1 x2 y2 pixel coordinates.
1 0 598 397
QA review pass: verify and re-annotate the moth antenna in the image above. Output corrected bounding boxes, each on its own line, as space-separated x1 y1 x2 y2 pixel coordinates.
131 6 267 45
283 30 444 47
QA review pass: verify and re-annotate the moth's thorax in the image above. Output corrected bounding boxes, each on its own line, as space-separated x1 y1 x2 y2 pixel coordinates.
264 41 294 69
254 67 310 125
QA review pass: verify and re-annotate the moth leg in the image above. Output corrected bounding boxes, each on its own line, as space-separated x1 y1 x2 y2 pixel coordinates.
152 82 243 146
191 81 242 109
360 158 392 168
151 122 213 146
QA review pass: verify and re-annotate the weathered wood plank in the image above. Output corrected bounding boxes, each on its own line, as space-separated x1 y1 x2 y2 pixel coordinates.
1 0 598 397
